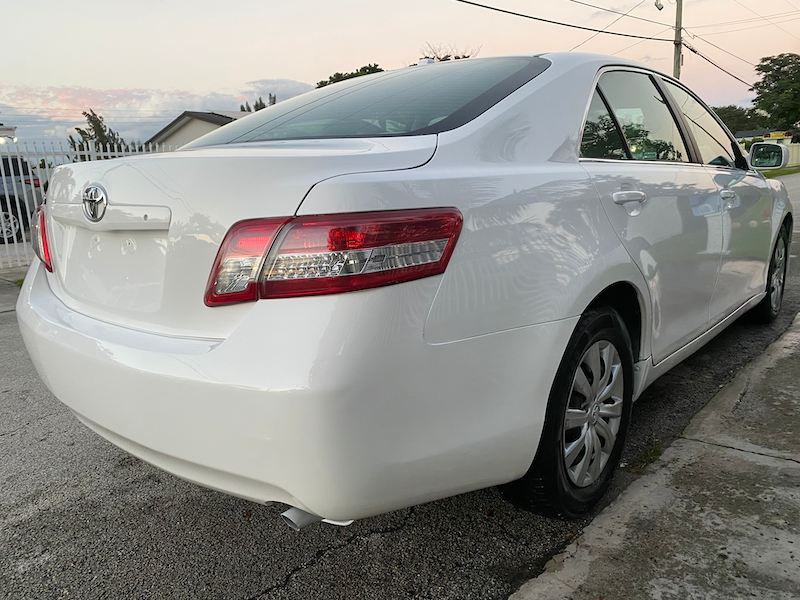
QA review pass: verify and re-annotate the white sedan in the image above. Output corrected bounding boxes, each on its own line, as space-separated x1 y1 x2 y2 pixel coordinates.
18 53 792 529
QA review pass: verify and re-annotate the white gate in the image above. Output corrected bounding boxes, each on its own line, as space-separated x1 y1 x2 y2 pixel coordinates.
0 141 177 268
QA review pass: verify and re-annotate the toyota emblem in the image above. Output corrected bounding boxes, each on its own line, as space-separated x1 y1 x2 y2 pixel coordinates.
83 185 108 222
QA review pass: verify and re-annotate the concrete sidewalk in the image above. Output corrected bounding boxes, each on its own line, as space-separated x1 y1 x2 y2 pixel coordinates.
0 264 29 314
513 314 800 600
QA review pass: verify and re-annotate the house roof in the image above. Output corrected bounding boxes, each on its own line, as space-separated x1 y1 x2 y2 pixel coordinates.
209 110 252 120
146 110 248 145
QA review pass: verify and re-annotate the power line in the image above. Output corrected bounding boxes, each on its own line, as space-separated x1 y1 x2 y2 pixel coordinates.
571 0 649 51
3 112 174 118
730 0 800 40
1 109 194 115
5 116 174 122
688 8 800 29
700 15 800 36
683 31 755 66
682 43 753 86
611 26 673 55
566 0 670 27
453 0 674 41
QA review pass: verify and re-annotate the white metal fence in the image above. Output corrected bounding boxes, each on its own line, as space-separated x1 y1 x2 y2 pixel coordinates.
787 143 800 168
0 141 177 269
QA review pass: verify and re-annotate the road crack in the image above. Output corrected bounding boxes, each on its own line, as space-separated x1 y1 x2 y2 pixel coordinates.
679 435 800 465
246 506 417 600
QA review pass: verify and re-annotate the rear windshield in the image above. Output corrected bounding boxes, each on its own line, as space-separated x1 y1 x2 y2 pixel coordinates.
185 57 550 147
1 157 30 176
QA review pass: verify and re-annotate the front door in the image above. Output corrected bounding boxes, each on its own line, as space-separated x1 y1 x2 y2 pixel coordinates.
580 70 722 364
660 80 774 323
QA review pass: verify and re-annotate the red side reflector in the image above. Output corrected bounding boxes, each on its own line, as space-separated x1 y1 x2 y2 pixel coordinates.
31 205 53 272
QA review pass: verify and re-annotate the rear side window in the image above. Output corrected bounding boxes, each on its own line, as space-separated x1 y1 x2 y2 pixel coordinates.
663 81 737 168
581 90 628 160
1 157 30 176
598 71 689 163
185 57 550 147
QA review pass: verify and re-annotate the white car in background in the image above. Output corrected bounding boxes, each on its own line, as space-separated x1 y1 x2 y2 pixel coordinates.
18 53 792 530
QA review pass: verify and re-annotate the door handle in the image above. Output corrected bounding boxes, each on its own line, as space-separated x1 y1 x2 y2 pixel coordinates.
720 189 736 209
612 190 647 205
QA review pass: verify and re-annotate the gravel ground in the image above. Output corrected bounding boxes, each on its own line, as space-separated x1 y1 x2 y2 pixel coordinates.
1 174 798 600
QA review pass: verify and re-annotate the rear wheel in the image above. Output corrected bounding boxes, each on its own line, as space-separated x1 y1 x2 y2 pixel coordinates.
0 200 25 244
750 222 790 324
503 307 633 518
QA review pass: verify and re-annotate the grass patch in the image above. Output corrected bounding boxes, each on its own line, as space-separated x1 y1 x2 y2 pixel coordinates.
14 278 24 288
762 165 800 178
628 435 664 474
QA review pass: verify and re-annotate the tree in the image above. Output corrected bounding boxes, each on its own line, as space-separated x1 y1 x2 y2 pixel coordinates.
751 53 800 129
710 105 769 135
743 137 763 151
68 109 128 152
418 43 480 62
316 64 383 88
240 94 277 112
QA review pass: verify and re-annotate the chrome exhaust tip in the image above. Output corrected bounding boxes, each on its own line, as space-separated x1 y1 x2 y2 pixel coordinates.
280 507 323 531
280 507 355 531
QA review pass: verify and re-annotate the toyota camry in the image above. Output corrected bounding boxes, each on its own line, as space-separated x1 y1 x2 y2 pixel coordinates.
18 53 793 529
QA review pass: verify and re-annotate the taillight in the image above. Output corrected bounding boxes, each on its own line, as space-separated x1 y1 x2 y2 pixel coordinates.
205 208 462 306
25 178 41 188
204 218 291 306
31 205 52 272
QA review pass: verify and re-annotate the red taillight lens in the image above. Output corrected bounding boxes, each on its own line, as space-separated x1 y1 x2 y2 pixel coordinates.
260 209 463 299
204 218 291 306
31 205 52 272
205 208 463 306
25 178 41 188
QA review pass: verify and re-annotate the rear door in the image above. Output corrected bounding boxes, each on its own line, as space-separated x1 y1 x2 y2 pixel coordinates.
660 79 774 323
580 69 723 364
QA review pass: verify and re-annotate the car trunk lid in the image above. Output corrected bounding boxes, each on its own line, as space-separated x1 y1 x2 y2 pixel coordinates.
45 137 436 338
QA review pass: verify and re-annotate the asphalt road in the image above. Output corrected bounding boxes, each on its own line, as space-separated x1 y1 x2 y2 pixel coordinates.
2 174 799 600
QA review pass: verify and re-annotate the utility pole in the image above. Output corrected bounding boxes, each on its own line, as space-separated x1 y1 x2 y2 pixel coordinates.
673 0 683 79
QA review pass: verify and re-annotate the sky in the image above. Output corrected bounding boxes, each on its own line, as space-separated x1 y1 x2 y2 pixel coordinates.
1 0 799 143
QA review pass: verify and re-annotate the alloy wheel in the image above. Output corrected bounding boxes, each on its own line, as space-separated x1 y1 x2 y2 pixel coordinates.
770 237 786 313
0 212 20 241
563 340 625 488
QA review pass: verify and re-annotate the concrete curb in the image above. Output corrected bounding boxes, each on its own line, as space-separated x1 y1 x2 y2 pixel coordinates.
511 313 800 600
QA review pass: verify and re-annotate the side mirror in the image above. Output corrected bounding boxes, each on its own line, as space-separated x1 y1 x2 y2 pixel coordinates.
749 142 789 170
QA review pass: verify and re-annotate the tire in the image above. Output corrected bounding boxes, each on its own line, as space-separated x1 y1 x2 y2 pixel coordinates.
503 307 634 519
750 222 790 324
0 199 26 244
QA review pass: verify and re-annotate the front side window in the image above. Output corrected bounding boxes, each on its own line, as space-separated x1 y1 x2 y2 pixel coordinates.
598 71 689 162
185 57 550 147
580 90 628 160
663 81 737 168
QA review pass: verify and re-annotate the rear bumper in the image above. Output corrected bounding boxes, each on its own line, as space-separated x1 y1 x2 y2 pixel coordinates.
17 260 577 520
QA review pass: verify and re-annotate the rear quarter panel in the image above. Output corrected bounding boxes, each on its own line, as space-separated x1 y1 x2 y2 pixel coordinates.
298 55 653 350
